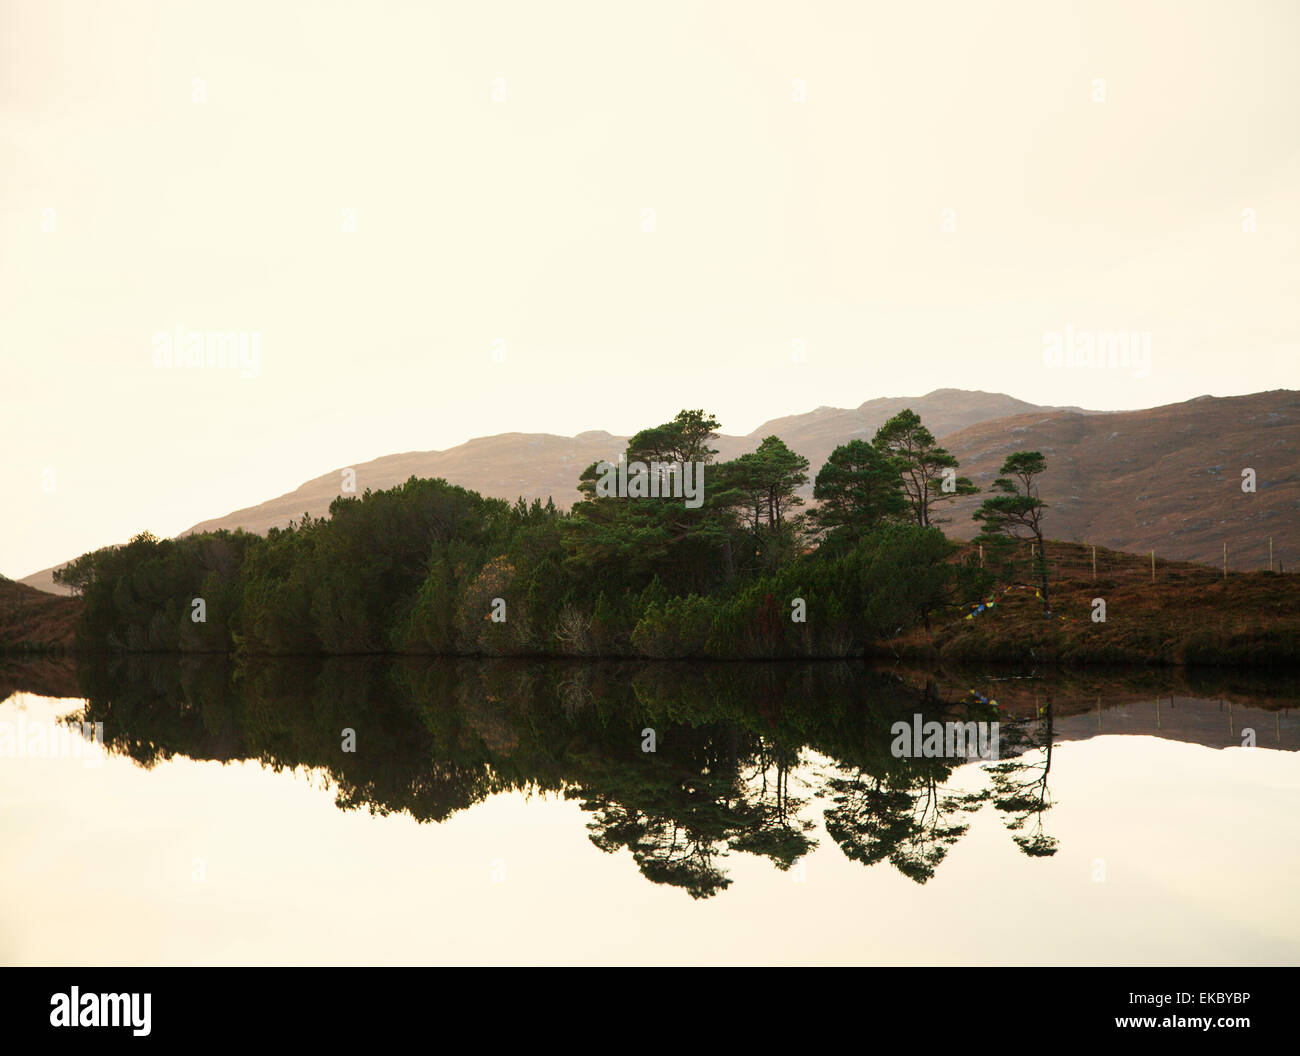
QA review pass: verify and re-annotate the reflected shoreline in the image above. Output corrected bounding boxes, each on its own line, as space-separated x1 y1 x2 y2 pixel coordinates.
3 655 1294 899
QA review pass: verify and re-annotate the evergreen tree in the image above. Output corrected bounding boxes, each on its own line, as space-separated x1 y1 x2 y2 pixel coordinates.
972 451 1050 611
872 409 977 527
812 439 907 542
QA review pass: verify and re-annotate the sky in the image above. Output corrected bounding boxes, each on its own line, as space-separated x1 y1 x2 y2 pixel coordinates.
3 0 1298 578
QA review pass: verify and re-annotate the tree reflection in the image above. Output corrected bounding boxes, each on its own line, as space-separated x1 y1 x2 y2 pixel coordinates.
70 658 1085 896
825 769 983 883
984 701 1058 857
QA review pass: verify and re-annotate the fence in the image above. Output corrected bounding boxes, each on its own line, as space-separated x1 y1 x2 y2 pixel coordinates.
970 537 1291 587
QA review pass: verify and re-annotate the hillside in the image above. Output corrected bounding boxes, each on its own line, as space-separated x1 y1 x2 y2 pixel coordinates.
181 388 1054 537
883 540 1300 668
932 390 1299 570
0 576 81 654
740 388 1072 464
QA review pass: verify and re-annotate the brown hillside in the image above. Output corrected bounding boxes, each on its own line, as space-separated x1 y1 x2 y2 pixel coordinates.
0 577 81 653
933 390 1299 571
742 388 1077 460
884 540 1300 668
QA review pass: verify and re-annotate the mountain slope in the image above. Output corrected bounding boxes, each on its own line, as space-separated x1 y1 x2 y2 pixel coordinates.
0 577 81 652
179 388 1057 537
933 390 1299 570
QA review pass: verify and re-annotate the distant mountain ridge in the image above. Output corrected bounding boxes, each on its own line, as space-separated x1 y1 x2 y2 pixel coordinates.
178 389 1062 538
17 388 1298 593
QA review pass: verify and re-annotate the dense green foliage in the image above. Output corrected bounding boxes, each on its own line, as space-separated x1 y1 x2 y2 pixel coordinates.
58 408 997 657
811 438 907 544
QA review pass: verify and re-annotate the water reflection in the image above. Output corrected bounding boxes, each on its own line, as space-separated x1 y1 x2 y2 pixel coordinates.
15 657 1292 901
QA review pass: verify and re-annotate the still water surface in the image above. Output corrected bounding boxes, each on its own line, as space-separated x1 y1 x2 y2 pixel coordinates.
1 659 1296 965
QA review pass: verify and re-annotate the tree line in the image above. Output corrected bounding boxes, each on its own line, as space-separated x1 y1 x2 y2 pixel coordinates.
55 407 1050 657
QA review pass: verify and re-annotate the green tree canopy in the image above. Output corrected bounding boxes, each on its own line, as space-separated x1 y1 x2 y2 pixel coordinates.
626 409 720 465
811 439 907 542
872 409 977 527
726 436 809 533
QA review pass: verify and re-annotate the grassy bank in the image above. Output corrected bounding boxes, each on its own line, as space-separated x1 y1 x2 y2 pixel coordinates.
882 541 1300 668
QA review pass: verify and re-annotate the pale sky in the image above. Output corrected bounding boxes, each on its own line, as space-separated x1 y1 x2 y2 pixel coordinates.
3 0 1298 578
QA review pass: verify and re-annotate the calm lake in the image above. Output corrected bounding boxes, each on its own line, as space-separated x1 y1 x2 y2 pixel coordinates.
2 659 1297 966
